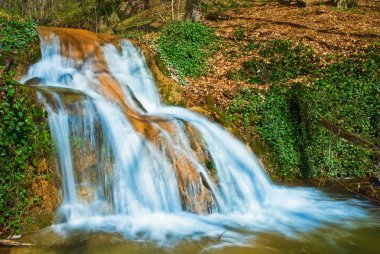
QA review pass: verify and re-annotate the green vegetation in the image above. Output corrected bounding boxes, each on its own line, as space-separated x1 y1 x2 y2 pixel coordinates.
0 13 51 237
0 12 37 52
229 86 302 178
157 22 218 81
0 0 120 31
229 40 319 84
301 45 379 177
52 0 118 31
228 41 379 179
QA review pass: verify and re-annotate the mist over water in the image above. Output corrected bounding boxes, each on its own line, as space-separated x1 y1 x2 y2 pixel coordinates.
21 29 372 247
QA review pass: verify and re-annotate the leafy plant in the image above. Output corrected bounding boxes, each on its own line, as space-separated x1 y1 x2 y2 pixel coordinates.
0 14 51 237
239 40 319 84
227 42 379 179
300 44 379 177
229 86 302 177
157 22 218 81
0 12 37 55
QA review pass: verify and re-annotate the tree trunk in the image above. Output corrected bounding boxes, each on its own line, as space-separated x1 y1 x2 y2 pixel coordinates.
171 0 175 20
185 0 201 22
143 0 149 10
177 0 181 20
334 0 357 9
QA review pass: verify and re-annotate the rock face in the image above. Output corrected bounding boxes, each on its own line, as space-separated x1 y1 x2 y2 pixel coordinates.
34 26 216 214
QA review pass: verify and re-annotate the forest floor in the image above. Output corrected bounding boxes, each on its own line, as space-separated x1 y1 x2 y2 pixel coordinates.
181 0 380 109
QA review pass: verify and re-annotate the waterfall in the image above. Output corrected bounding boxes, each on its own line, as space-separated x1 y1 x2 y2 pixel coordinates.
21 27 367 246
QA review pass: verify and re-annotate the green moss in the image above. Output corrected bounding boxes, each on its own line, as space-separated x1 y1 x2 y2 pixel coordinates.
117 13 154 31
154 53 171 77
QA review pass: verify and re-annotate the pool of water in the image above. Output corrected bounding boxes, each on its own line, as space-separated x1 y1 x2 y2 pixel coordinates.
4 191 380 254
4 224 380 254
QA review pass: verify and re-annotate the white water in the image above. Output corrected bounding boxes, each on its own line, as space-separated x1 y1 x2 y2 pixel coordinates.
21 33 367 246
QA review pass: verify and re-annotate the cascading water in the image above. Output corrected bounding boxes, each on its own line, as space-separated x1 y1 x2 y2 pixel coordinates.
21 27 367 246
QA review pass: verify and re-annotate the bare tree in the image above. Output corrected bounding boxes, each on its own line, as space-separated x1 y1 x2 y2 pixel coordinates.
185 0 200 22
177 0 181 20
171 0 175 20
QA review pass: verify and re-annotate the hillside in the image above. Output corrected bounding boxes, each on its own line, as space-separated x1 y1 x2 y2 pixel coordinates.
134 1 380 200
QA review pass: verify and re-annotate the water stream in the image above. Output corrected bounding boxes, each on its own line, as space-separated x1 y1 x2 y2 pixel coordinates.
15 27 380 253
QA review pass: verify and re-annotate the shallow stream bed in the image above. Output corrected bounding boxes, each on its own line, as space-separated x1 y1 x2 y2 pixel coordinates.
3 190 380 254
